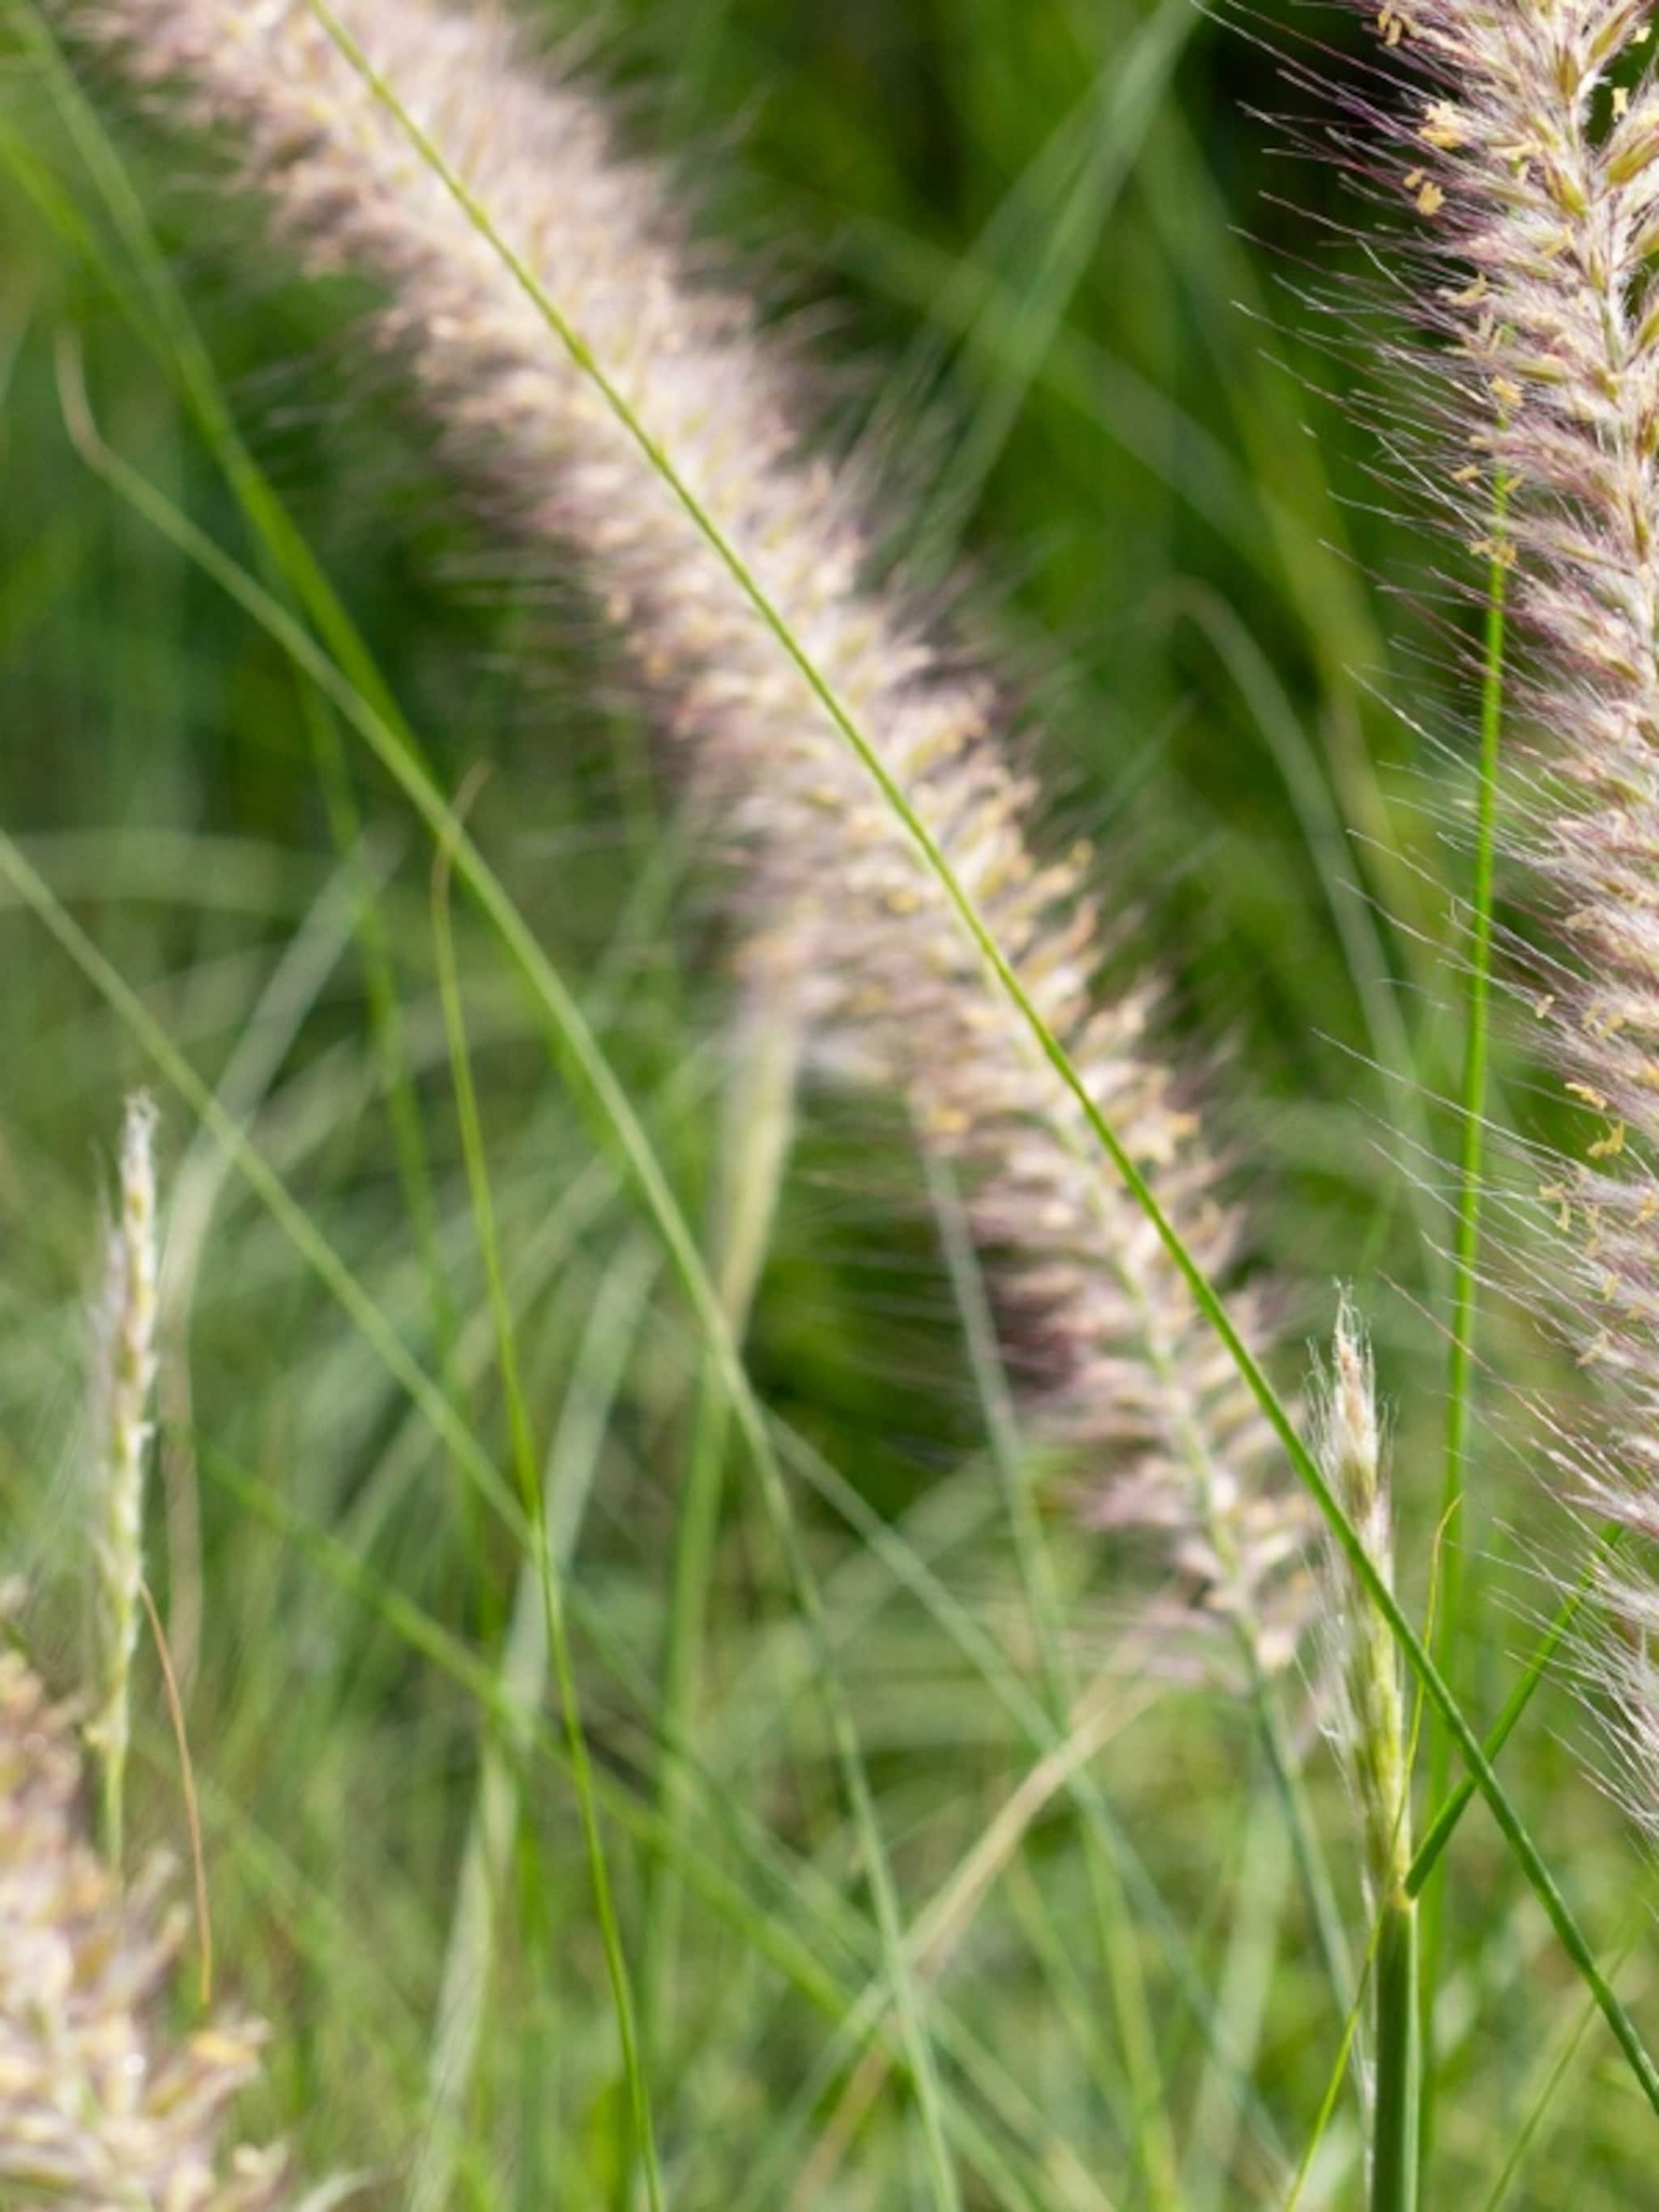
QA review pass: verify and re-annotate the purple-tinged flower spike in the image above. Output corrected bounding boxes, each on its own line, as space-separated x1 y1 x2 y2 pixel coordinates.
0 1642 290 2210
55 0 1311 1668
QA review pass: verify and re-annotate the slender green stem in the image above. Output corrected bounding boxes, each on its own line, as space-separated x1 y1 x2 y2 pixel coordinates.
99 1757 125 1874
303 679 463 1434
1372 1894 1420 2212
1421 475 1511 2165
1437 474 1511 1651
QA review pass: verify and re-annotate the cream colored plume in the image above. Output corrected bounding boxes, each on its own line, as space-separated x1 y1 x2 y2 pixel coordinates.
0 1643 288 2209
1370 0 1659 1810
60 0 1309 1664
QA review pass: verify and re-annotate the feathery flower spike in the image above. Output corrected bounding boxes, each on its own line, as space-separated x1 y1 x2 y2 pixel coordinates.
0 1640 288 2209
1354 0 1659 1822
87 1089 159 1864
58 0 1311 1667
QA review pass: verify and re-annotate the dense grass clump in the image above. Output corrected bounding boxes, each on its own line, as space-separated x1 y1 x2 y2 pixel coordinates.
4 1 1659 2206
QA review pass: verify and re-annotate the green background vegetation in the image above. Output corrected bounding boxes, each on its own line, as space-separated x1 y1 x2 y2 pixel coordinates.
0 0 1645 2204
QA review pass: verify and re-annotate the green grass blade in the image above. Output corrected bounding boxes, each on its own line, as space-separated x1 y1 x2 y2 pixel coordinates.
638 1007 800 2085
431 830 667 2210
199 1447 1094 2211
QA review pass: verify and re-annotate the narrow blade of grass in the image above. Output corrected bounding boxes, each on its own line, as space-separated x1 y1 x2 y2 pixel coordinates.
288 13 1659 2103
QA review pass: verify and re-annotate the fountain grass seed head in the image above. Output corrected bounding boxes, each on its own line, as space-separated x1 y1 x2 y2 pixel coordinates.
56 0 1314 1669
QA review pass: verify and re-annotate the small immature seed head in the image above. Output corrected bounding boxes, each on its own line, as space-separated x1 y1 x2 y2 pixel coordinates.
1319 1292 1387 1565
86 1091 160 1855
1311 1294 1411 1901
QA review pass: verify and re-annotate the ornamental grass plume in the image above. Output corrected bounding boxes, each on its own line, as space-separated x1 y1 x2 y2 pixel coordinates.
54 0 1312 1667
0 1640 288 2210
1346 0 1659 1815
86 1088 160 1865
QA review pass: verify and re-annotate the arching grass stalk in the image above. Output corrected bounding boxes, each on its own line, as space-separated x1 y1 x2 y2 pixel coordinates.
279 1 1659 2117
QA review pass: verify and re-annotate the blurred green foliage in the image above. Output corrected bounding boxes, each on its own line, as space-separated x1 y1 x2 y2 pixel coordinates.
0 0 1645 2205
